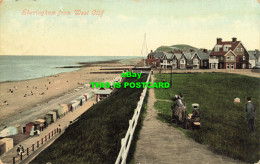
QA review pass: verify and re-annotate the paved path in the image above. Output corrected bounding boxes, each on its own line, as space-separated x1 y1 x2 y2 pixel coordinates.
134 75 245 164
0 98 96 164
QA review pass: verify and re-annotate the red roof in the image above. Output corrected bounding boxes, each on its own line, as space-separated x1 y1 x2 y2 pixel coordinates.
210 41 240 56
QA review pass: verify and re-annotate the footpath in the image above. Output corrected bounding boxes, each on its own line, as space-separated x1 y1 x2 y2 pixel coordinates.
134 75 245 164
0 98 96 164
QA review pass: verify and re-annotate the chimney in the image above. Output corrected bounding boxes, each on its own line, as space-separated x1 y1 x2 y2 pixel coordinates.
203 49 208 53
217 38 222 44
150 50 153 53
232 37 237 42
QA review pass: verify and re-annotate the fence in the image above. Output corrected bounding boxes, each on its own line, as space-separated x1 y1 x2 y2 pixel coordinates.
115 71 151 164
7 128 61 164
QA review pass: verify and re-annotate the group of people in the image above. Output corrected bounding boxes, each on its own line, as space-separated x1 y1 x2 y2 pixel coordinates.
171 94 200 129
171 94 256 133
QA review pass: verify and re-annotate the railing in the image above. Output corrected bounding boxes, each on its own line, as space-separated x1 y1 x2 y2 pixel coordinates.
115 71 151 164
7 128 61 164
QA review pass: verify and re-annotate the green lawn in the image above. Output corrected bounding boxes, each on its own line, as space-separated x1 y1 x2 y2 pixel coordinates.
32 75 148 164
154 73 260 163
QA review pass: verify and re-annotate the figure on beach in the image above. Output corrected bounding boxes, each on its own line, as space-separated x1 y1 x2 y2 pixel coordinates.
16 145 24 156
245 97 256 134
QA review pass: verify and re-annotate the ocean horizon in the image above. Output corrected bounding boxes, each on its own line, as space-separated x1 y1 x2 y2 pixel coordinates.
0 55 137 82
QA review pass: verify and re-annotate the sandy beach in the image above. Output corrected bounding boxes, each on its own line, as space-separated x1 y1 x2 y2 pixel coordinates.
0 58 142 128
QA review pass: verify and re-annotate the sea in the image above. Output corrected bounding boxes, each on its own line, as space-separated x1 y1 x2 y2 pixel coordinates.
0 55 136 82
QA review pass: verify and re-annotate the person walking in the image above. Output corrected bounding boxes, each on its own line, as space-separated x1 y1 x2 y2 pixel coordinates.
245 97 256 134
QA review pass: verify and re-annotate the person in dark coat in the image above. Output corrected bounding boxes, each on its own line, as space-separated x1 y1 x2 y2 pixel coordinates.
245 97 256 134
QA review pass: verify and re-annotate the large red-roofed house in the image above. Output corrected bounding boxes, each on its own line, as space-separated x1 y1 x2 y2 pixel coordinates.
209 38 250 69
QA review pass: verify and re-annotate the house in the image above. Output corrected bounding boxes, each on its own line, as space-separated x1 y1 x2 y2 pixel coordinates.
183 51 193 69
209 38 250 69
254 49 260 67
248 51 256 68
146 50 164 67
160 52 174 69
192 49 209 69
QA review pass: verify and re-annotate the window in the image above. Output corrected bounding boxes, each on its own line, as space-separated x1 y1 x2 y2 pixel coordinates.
204 61 207 66
231 56 234 61
231 64 234 69
221 56 223 60
193 59 198 65
243 56 245 60
237 48 240 51
227 64 230 69
227 56 230 60
241 48 243 51
224 46 229 52
181 60 185 64
214 46 219 52
213 56 216 59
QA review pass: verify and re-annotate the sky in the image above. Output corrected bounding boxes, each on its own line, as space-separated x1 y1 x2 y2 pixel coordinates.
0 0 259 56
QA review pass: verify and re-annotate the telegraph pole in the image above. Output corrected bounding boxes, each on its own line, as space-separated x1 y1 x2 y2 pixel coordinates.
170 65 173 87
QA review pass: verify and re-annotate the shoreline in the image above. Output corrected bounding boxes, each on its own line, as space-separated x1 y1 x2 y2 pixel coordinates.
0 60 122 84
0 58 142 127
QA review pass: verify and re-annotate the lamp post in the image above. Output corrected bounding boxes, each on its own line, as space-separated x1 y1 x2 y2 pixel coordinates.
170 64 173 87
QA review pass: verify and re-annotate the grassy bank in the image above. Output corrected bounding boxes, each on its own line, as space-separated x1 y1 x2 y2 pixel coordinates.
154 73 260 163
32 74 148 164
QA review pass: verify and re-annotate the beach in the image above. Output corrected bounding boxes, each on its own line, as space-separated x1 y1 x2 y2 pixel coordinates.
0 58 142 128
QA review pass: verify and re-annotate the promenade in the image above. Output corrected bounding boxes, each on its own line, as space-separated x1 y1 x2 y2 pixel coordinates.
134 75 245 164
0 98 96 164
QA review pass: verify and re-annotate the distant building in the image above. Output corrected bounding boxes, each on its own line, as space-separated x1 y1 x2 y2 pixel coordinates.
254 49 260 67
158 49 209 69
248 50 256 68
209 38 250 69
95 89 112 102
146 50 164 67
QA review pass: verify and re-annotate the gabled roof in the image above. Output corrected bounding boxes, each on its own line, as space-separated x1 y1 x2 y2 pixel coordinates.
193 51 209 60
163 52 174 59
224 50 237 56
174 53 183 59
210 40 241 56
183 52 193 59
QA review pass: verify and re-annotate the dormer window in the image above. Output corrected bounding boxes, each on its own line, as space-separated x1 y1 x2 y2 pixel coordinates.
214 46 220 52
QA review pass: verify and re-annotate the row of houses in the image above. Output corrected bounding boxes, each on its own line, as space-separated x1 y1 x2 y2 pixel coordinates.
146 38 260 69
